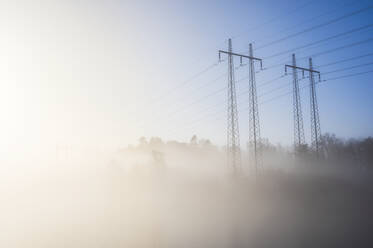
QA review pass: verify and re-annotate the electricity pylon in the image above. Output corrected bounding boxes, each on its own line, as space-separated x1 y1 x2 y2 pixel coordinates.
291 54 306 153
219 41 263 176
285 58 322 157
219 39 241 176
309 58 322 157
248 43 263 175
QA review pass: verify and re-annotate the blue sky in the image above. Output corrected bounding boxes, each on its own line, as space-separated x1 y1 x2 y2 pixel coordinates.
123 0 373 146
0 0 372 157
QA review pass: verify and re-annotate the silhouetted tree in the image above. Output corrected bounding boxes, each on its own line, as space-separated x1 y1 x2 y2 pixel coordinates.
190 135 198 146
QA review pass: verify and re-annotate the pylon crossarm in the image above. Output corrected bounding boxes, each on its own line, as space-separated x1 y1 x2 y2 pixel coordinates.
285 64 321 81
219 50 262 63
285 64 320 74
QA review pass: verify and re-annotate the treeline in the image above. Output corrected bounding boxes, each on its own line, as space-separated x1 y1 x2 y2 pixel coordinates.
258 133 373 169
120 133 373 170
320 133 373 169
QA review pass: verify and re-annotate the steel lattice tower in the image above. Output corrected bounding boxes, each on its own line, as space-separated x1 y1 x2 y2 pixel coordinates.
226 39 241 175
219 41 262 176
309 58 322 156
248 43 262 173
291 54 305 151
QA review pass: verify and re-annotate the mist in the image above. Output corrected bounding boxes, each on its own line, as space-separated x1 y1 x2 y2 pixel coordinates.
1 1 373 247
2 135 373 248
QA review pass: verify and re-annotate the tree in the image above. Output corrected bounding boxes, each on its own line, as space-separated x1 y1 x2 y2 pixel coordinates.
190 135 198 146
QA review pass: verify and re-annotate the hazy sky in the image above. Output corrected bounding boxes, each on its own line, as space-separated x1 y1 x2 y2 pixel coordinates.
0 0 372 159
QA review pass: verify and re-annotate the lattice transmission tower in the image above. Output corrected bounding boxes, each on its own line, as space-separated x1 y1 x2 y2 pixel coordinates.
247 43 263 174
291 54 306 152
309 58 322 156
221 39 241 175
219 41 262 176
285 57 322 157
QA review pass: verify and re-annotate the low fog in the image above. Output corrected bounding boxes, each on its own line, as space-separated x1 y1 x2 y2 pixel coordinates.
1 135 373 248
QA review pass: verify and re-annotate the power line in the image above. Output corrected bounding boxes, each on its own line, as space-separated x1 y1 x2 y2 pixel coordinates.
128 60 227 126
149 64 251 116
193 66 372 114
127 63 224 131
166 69 373 138
172 108 225 133
265 52 373 73
323 61 373 75
164 73 272 127
162 42 373 115
256 4 373 50
167 86 226 117
190 73 226 92
132 6 373 118
260 69 373 105
263 23 373 59
264 37 373 70
184 62 250 94
259 83 309 105
148 62 220 104
258 79 292 98
323 68 373 81
148 35 373 139
165 71 271 143
259 75 287 87
152 71 254 123
231 0 315 40
316 52 373 68
165 78 293 138
133 3 373 119
299 37 373 60
253 0 360 45
165 73 310 133
260 26 373 68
